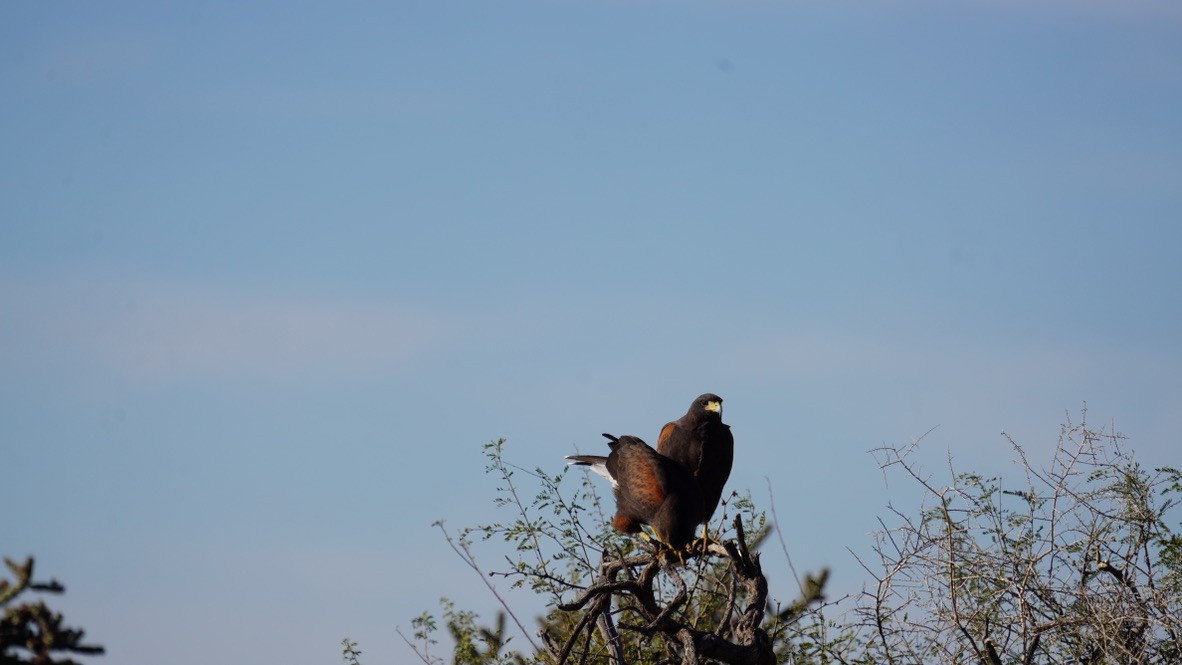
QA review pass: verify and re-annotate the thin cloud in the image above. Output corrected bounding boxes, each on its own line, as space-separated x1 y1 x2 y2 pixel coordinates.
182 81 469 124
723 326 1181 464
32 27 161 88
722 327 1173 405
1 273 450 384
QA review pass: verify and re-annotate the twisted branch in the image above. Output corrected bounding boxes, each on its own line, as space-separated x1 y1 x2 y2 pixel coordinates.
554 517 778 665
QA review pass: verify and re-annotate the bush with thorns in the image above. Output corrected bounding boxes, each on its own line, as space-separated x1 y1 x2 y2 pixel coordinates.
858 409 1182 664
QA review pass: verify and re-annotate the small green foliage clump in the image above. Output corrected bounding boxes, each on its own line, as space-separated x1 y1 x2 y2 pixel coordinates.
1 557 104 665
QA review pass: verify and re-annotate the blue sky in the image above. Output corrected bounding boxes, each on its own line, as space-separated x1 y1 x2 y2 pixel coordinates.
3 2 1181 663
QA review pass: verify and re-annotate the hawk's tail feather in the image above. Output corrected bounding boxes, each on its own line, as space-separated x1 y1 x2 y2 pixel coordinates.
565 454 608 466
564 454 616 487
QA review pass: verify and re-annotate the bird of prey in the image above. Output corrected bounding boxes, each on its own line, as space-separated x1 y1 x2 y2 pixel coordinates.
566 434 704 551
656 393 734 534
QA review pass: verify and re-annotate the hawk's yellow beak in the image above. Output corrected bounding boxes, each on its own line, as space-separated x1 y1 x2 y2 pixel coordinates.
705 401 722 413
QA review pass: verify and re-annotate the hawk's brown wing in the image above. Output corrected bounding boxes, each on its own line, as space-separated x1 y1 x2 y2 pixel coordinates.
607 436 703 550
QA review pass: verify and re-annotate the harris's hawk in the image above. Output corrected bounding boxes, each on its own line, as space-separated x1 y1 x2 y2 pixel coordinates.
657 393 734 533
566 434 704 551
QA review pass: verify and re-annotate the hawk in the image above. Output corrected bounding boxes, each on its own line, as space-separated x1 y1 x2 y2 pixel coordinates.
657 393 734 533
566 434 704 551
